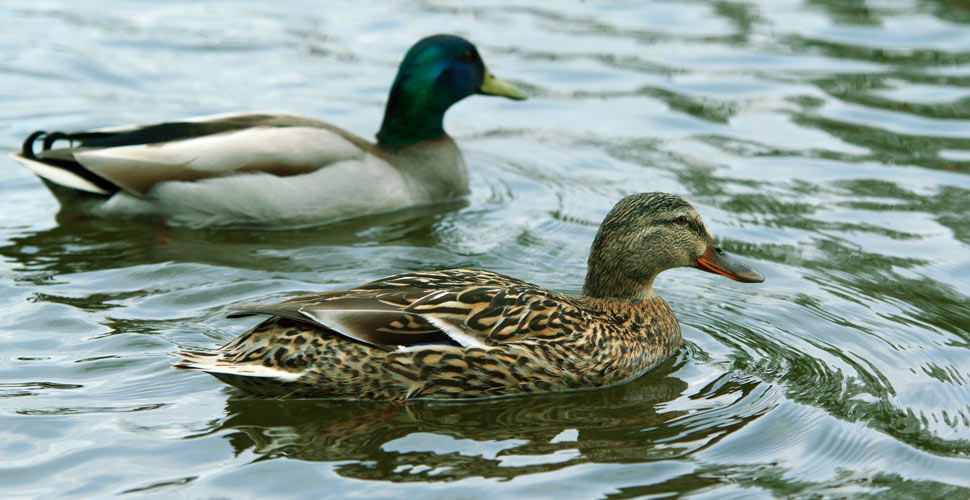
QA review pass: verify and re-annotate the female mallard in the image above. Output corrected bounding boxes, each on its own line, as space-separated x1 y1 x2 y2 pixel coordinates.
9 35 526 228
175 193 764 400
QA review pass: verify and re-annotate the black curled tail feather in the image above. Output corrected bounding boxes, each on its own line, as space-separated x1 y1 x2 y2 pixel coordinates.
20 117 265 158
22 130 121 158
16 130 121 196
21 130 83 158
21 131 47 159
42 132 72 151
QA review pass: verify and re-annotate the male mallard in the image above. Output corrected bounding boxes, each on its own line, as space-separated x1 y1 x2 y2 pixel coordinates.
9 35 526 228
175 193 764 399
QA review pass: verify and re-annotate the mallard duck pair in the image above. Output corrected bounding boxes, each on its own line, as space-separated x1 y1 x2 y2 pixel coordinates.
11 35 765 400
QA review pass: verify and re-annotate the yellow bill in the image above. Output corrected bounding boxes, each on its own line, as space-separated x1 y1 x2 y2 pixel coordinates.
479 69 527 100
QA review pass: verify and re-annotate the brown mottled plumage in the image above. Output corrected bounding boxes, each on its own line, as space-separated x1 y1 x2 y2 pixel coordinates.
174 193 764 400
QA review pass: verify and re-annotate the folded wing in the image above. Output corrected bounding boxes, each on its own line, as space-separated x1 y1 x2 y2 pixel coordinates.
228 270 587 350
14 112 377 196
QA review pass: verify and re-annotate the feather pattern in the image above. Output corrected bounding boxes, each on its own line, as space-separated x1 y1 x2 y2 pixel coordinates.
177 269 682 399
175 193 765 400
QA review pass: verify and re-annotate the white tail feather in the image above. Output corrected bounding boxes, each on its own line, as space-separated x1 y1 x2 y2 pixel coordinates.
9 153 110 195
174 352 303 381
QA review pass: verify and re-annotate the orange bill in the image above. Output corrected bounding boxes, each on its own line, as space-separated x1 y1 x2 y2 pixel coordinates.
693 242 764 283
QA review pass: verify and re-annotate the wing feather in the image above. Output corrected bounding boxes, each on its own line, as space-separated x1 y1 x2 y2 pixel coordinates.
226 303 309 323
297 308 444 348
74 126 366 195
223 270 585 350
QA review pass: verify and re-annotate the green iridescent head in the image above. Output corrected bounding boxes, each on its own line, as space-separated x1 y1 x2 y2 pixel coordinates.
377 34 526 147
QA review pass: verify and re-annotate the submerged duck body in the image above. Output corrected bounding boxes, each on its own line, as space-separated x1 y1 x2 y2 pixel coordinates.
175 193 764 400
9 35 526 228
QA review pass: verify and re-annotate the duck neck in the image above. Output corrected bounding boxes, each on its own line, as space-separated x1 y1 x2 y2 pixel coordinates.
377 82 449 148
580 263 658 302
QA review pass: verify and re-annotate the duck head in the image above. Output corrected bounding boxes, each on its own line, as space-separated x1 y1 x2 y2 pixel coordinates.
582 193 764 301
377 34 526 147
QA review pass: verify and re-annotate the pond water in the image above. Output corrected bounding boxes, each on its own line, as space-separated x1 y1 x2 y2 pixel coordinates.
2 0 970 498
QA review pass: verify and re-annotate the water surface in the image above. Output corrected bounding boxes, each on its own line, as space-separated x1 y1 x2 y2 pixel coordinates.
2 1 970 498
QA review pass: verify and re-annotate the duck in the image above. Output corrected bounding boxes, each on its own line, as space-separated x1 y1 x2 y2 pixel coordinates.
9 34 526 228
174 192 764 400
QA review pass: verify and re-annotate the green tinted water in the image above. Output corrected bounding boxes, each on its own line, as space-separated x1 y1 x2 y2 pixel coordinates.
2 1 969 498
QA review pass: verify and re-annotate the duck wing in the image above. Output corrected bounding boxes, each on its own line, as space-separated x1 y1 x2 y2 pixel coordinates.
228 269 587 350
13 112 378 196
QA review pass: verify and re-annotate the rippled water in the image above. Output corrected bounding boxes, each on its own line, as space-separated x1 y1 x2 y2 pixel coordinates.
2 1 970 498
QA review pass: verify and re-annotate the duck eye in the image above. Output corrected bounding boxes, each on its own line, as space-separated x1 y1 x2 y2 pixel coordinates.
457 50 474 62
675 216 687 226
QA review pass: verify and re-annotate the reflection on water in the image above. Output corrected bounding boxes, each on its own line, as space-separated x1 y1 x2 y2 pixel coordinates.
2 0 970 498
0 202 464 280
0 202 465 275
208 362 771 486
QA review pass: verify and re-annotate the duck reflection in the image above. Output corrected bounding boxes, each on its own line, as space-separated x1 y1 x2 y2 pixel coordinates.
0 202 460 279
204 361 770 482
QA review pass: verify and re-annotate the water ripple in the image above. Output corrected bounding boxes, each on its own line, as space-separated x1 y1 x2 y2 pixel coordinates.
2 0 970 498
